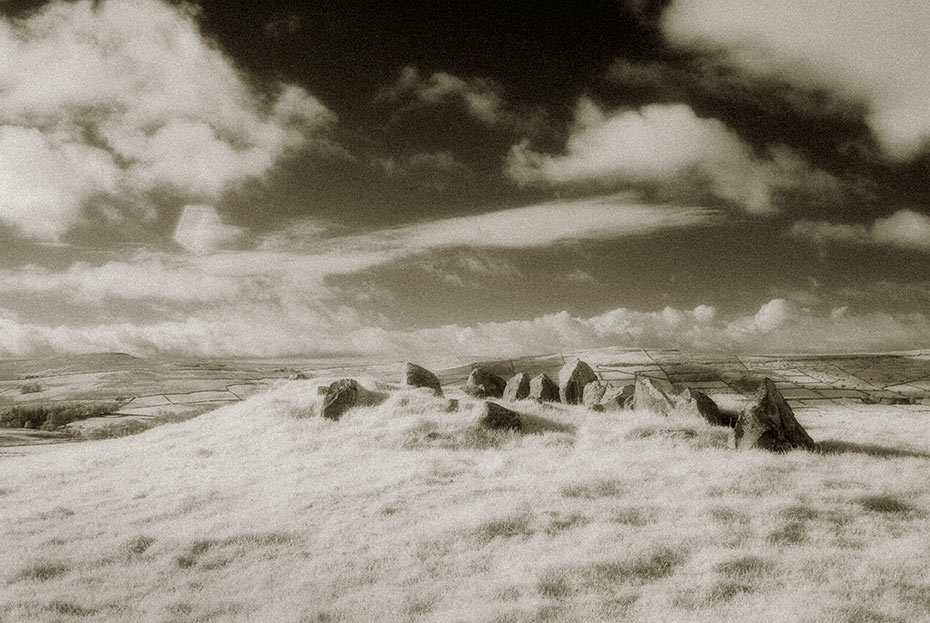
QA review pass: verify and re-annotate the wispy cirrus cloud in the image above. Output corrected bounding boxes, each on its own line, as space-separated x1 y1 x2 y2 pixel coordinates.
662 0 930 160
375 65 544 133
789 209 930 253
5 193 924 360
0 194 718 303
506 99 839 214
370 150 473 191
0 0 333 240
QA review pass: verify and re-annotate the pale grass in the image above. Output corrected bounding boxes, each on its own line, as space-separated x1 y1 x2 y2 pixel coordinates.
1 380 929 622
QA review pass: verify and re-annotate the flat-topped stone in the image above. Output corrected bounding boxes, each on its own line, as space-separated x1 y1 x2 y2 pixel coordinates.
321 379 360 421
402 362 443 396
465 367 507 398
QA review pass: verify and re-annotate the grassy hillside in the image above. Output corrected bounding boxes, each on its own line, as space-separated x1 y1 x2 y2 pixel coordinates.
2 380 929 622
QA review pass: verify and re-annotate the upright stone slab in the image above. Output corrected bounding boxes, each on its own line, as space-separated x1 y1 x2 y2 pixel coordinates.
465 367 506 398
601 384 635 411
633 376 677 415
559 359 597 404
502 372 530 401
479 401 523 431
582 381 607 407
402 362 443 396
682 388 734 427
528 374 560 402
321 379 360 421
733 378 817 452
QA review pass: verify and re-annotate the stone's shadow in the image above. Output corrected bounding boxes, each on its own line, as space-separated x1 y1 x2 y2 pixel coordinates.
818 440 930 459
519 412 576 435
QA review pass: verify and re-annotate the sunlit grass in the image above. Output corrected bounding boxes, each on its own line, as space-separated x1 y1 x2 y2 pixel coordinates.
1 380 929 622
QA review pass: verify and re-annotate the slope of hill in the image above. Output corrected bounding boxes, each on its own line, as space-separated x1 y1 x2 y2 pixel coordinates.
2 378 930 622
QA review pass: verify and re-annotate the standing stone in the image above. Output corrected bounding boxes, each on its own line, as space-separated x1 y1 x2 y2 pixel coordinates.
402 362 443 396
502 373 531 401
733 378 817 452
479 401 523 431
465 367 507 398
559 359 597 404
582 381 607 407
633 376 677 415
321 379 360 421
528 374 560 402
681 388 735 427
601 384 635 411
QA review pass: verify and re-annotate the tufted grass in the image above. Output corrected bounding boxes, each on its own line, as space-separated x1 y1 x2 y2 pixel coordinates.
1 380 929 622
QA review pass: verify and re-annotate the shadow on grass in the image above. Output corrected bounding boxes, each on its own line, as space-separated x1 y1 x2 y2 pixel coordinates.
817 440 930 460
519 412 575 435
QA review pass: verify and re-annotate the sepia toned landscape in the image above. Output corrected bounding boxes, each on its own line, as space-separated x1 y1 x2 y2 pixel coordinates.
3 349 930 621
3 0 930 621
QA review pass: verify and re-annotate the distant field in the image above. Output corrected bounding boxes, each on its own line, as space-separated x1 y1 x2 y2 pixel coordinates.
0 353 383 445
2 375 930 622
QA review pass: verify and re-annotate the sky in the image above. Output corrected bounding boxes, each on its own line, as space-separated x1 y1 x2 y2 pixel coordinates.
1 0 930 362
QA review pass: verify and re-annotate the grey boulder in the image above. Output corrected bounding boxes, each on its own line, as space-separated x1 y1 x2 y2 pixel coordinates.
528 374 560 402
402 362 443 396
633 376 678 415
559 359 597 404
601 384 635 411
321 379 360 421
502 372 531 401
681 388 734 427
465 367 507 398
732 379 817 452
583 381 607 407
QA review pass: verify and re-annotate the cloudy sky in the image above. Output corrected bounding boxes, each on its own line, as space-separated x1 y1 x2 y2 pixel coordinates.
1 0 930 362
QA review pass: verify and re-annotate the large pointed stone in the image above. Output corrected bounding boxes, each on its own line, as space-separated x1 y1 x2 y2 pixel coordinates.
559 359 597 404
479 401 523 431
528 374 560 402
681 388 735 427
502 372 531 401
733 379 817 452
321 379 360 421
633 376 677 415
402 362 443 396
465 367 506 398
601 384 635 411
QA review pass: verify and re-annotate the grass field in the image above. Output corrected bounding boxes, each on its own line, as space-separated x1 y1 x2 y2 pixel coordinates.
2 379 930 622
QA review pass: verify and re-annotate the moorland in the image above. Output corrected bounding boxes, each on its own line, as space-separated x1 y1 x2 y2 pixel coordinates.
2 348 930 622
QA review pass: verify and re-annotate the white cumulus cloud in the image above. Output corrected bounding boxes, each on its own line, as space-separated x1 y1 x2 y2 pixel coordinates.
0 0 332 240
662 0 930 160
506 99 836 214
0 298 927 360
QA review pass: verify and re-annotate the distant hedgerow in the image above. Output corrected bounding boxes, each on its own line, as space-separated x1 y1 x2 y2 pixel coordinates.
0 402 119 430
